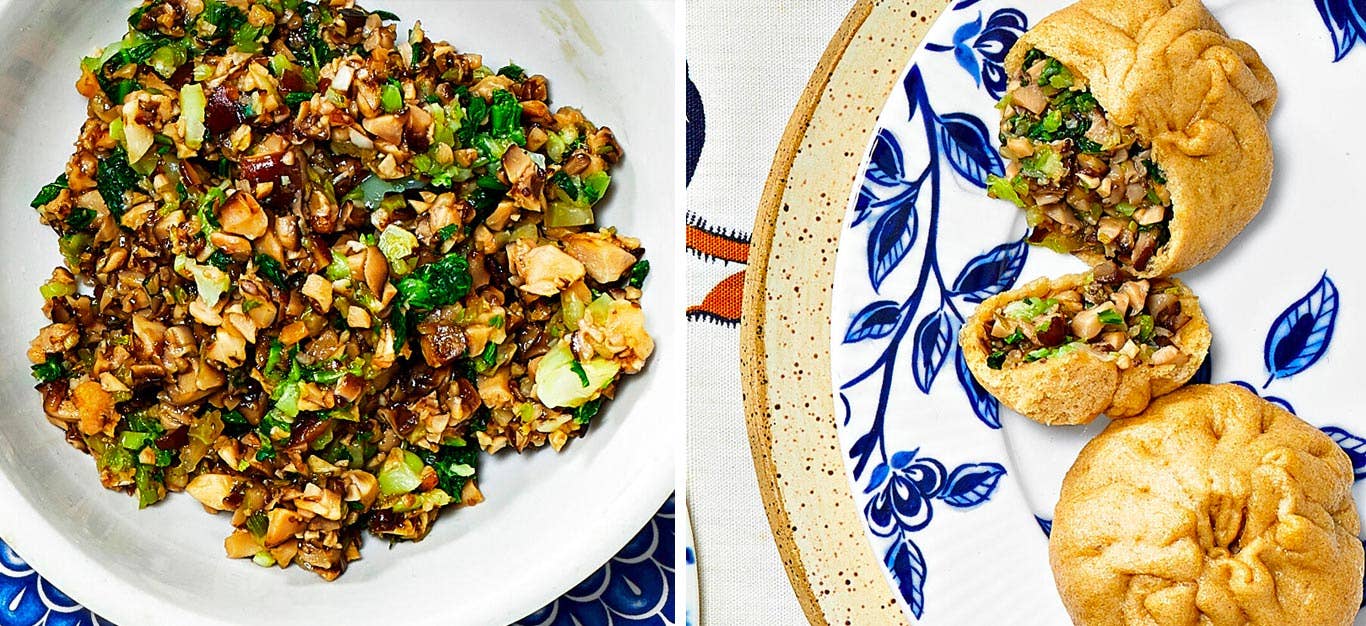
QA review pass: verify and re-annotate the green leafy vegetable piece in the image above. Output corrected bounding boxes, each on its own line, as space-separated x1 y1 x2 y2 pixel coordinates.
378 224 418 267
1021 146 1064 181
487 90 525 145
30 355 66 383
1003 329 1026 346
39 278 76 300
325 250 351 281
381 79 403 113
473 341 498 373
627 260 650 288
66 207 96 231
573 398 602 426
986 174 1028 208
344 175 424 210
1143 159 1167 185
987 350 1008 370
148 42 188 78
414 442 479 499
1135 314 1156 343
254 254 287 288
534 340 619 408
245 512 269 538
134 465 164 508
569 360 591 387
31 173 68 208
284 91 313 107
582 171 611 203
396 253 471 311
1097 308 1125 326
378 449 425 496
179 83 206 149
232 23 264 53
497 63 526 81
1003 297 1057 320
1040 59 1073 88
96 147 140 218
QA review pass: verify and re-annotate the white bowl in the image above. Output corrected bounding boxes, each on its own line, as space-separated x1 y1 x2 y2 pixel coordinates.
0 2 679 625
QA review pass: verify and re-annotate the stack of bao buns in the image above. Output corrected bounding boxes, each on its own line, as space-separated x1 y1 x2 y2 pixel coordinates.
952 1 1365 624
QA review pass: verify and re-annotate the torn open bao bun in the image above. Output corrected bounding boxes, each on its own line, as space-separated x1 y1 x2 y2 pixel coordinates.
959 272 1210 426
1002 0 1277 277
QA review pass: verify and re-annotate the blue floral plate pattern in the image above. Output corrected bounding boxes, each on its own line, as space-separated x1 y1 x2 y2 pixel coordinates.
0 496 675 626
829 0 1366 623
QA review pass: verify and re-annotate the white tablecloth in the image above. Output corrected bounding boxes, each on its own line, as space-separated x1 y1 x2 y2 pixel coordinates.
686 2 853 624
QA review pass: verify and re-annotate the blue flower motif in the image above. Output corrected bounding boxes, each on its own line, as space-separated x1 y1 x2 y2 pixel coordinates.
1314 0 1366 61
926 9 1028 99
0 541 108 626
517 498 675 626
865 452 947 536
860 451 1004 619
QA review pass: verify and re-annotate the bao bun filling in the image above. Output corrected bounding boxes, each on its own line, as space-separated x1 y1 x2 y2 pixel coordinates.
984 262 1192 371
989 49 1173 273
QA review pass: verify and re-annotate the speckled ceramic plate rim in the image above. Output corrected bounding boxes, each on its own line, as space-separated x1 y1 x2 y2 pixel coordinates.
740 1 942 624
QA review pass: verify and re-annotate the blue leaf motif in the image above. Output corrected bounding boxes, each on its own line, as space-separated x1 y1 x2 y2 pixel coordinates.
867 185 920 291
845 301 903 343
885 536 928 619
936 112 1003 188
949 14 984 88
849 431 878 477
867 128 905 187
1314 0 1366 61
852 185 874 226
954 347 1000 429
952 0 983 9
1323 426 1366 481
1036 516 1053 537
1264 273 1338 383
902 66 925 123
912 310 957 393
951 13 982 45
937 462 1006 508
891 450 918 469
866 463 891 493
950 238 1029 302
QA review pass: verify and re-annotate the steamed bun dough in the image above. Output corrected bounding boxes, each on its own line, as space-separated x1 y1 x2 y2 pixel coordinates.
1051 384 1363 626
1006 0 1278 277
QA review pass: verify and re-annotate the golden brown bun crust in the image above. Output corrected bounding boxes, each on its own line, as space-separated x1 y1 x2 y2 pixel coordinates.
1006 0 1278 277
1050 384 1363 626
958 273 1210 425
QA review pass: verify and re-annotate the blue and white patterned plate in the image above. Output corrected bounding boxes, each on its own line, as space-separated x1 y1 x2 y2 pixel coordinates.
829 0 1366 623
0 497 676 626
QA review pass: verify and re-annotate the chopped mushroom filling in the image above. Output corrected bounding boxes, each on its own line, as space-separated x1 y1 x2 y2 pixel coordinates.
26 0 651 581
984 263 1192 371
988 49 1173 272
